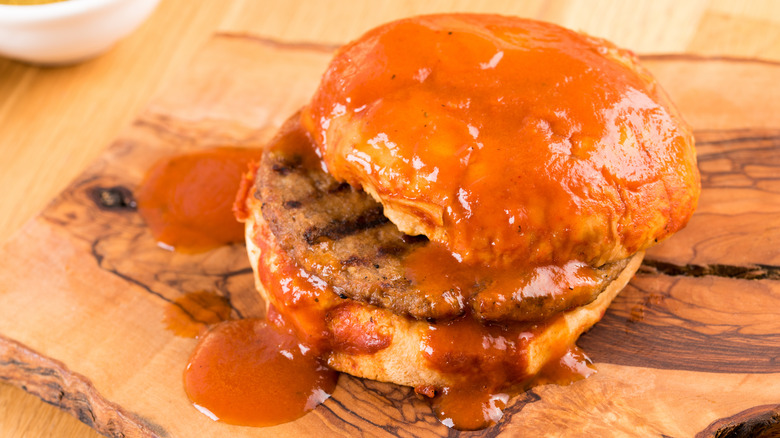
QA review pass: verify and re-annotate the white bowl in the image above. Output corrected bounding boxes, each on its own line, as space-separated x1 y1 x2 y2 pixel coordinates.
0 0 160 65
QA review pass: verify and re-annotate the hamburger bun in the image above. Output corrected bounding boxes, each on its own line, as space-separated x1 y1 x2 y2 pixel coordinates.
302 14 699 268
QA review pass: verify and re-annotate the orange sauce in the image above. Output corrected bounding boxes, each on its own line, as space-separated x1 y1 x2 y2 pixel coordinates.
326 302 394 355
536 345 597 385
248 213 396 357
164 291 233 338
244 187 599 429
136 147 263 253
407 242 600 429
183 316 338 426
430 385 510 430
422 316 533 384
249 219 337 349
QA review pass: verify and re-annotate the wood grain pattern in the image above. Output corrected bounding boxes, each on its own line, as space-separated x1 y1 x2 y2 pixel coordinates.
1 33 780 438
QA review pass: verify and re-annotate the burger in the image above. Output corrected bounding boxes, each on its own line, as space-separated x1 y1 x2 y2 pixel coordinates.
235 13 700 429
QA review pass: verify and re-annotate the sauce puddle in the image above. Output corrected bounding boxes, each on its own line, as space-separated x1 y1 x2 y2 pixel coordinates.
136 147 262 253
183 315 338 426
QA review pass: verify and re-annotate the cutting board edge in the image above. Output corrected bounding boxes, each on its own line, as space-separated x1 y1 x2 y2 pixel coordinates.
0 333 164 438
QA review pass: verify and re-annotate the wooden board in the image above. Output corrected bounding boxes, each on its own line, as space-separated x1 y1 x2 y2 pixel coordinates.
1 34 779 437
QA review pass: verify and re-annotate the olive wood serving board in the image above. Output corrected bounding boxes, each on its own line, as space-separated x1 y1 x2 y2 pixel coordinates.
1 34 779 437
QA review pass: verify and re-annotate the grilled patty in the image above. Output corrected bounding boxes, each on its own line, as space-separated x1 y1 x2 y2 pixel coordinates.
257 116 628 322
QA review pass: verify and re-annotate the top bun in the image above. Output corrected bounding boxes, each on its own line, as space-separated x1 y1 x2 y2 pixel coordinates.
302 14 700 268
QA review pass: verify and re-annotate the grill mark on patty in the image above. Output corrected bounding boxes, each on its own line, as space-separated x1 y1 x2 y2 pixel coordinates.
271 161 297 175
329 182 352 193
303 206 389 245
377 244 407 257
341 255 370 267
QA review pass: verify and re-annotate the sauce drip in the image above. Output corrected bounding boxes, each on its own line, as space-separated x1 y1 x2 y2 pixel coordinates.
136 147 263 253
164 291 233 338
420 314 531 429
427 344 595 429
250 218 337 349
536 345 596 385
183 316 338 426
249 212 396 357
420 313 596 429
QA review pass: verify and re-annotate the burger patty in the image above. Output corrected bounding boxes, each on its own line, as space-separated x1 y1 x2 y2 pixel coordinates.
257 122 629 322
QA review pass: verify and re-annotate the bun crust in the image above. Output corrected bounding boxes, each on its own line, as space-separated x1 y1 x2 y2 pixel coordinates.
302 14 700 268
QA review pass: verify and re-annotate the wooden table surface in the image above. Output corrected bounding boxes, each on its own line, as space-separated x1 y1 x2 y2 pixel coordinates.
1 1 779 437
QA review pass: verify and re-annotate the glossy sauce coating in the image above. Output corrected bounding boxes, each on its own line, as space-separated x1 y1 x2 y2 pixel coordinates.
250 218 337 349
326 302 394 355
136 147 263 253
421 314 531 429
183 317 338 426
303 14 699 268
